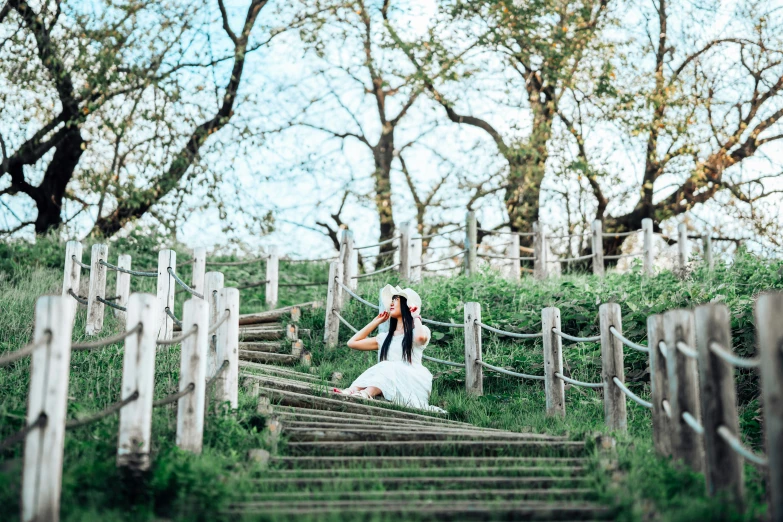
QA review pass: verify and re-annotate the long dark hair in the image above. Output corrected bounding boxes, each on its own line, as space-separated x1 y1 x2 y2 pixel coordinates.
379 295 414 364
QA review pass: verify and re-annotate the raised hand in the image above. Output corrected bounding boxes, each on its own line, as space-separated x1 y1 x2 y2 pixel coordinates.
374 311 390 324
408 305 421 320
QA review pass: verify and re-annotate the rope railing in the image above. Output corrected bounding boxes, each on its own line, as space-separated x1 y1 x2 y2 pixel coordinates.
71 323 142 351
97 295 127 312
206 360 229 388
237 279 269 290
168 267 204 299
477 321 543 339
0 413 47 452
682 411 704 435
68 288 88 306
165 307 183 328
555 372 604 388
609 326 650 353
99 260 156 277
355 236 400 250
423 264 462 272
709 342 760 368
423 354 465 368
0 333 51 367
602 230 641 238
477 253 535 261
420 226 465 240
480 360 545 381
337 282 380 310
279 281 328 287
412 251 467 268
476 228 535 237
208 310 231 335
604 253 641 260
157 325 198 346
152 383 195 407
552 328 600 343
282 256 338 263
352 263 400 279
65 391 139 429
205 256 268 266
676 341 698 359
662 399 672 418
71 255 91 269
717 426 769 467
612 377 653 408
360 249 397 259
558 252 595 263
658 341 669 360
334 312 359 333
548 232 590 239
420 317 464 329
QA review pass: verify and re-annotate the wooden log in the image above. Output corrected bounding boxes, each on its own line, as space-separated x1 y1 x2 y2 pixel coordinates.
678 223 689 272
463 302 483 396
642 218 654 277
22 296 73 522
756 292 783 522
238 302 320 326
291 340 304 357
695 303 744 505
240 351 299 365
410 233 423 284
339 230 354 307
285 440 586 458
176 298 209 453
542 307 565 418
533 222 548 280
240 342 283 353
286 324 298 342
215 287 240 409
240 362 322 383
664 309 704 471
265 247 279 309
290 306 301 324
703 236 713 271
190 247 207 299
507 234 521 281
323 261 343 349
349 248 359 291
647 314 671 457
285 428 569 443
465 211 477 276
399 221 411 281
61 240 83 326
114 254 132 328
117 293 157 472
591 220 604 277
599 303 626 432
204 271 224 378
86 243 109 335
156 249 177 340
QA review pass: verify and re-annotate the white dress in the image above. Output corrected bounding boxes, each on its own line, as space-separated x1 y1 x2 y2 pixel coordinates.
350 331 446 413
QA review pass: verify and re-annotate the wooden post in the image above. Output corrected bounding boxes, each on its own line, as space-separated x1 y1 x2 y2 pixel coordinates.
695 303 744 504
286 324 298 342
410 233 423 283
542 307 565 418
678 223 689 271
648 314 671 457
642 218 654 277
506 234 521 281
215 287 240 409
465 211 477 276
114 254 132 327
463 302 483 396
204 271 224 378
599 303 627 432
664 309 704 471
756 292 783 522
117 293 157 472
156 249 177 340
86 243 109 336
22 296 73 522
349 248 359 291
533 222 548 280
591 220 604 277
339 229 354 307
61 240 83 326
323 261 343 348
703 236 713 271
265 247 279 309
377 286 389 335
399 221 412 281
191 247 207 299
177 297 209 453
290 306 301 323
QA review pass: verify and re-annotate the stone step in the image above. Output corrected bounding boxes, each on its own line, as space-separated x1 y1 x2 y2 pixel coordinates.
268 455 588 469
259 465 587 478
246 475 592 491
281 421 565 439
286 439 586 457
239 351 298 365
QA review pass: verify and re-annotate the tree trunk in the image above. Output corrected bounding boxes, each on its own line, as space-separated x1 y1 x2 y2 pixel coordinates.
371 125 396 267
32 128 84 234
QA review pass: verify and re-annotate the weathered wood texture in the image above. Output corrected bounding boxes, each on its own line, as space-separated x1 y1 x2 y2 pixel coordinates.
533 222 548 280
507 234 521 281
463 302 483 396
599 303 627 432
642 218 654 277
677 223 689 271
156 249 177 340
339 230 354 307
176 298 209 453
114 254 132 328
216 288 240 409
542 307 564 417
465 211 477 276
647 314 671 457
265 248 279 309
61 240 83 326
410 234 423 283
323 261 343 349
591 220 604 277
86 243 109 335
190 247 207 299
204 271 224 378
399 221 411 281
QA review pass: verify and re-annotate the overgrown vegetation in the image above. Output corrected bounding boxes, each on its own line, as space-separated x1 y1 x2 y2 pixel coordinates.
1 235 781 520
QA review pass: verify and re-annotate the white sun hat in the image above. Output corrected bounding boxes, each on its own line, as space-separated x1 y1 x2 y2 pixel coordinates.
380 284 422 315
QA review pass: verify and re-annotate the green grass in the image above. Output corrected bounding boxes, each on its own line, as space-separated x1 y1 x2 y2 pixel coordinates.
1 234 781 521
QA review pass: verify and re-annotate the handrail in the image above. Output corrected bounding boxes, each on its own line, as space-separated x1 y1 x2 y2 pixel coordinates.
412 251 467 268
334 312 359 333
207 310 231 335
676 341 698 359
99 260 157 277
420 226 465 240
336 282 380 310
658 341 669 360
168 267 204 299
476 228 535 237
422 354 465 368
612 377 652 408
479 360 544 380
717 425 768 467
165 307 183 328
477 321 543 339
157 325 198 346
477 253 535 261
421 317 464 328
556 372 604 388
552 328 600 343
709 342 760 368
602 230 641 238
72 323 142 351
0 332 51 367
609 326 650 353
355 236 400 250
352 263 400 279
682 411 704 435
71 255 91 269
558 253 595 263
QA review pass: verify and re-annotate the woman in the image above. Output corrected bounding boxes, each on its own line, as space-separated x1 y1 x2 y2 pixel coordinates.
335 284 445 413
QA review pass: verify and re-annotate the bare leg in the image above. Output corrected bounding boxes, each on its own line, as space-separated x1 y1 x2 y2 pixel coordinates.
364 386 382 398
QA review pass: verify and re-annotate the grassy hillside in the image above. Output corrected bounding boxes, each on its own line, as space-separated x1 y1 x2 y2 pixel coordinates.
1 235 780 521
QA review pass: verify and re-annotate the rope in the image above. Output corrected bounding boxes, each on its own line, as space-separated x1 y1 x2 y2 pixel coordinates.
352 263 400 279
0 413 47 451
476 228 535 237
558 253 595 262
662 399 672 418
165 307 183 328
602 230 641 238
360 249 397 259
237 279 269 290
68 288 88 306
208 310 231 335
72 323 142 351
709 342 760 368
420 317 463 329
279 282 328 287
420 226 466 240
477 253 535 261
612 377 652 408
676 341 698 359
153 383 195 407
99 260 157 277
178 258 196 266
71 255 91 269
0 333 51 367
205 256 268 266
717 426 768 467
659 341 669 360
480 360 544 381
355 236 400 250
609 327 650 353
157 325 198 346
422 264 462 272
548 232 590 239
556 372 604 388
433 367 464 380
477 321 543 339
207 360 229 388
412 251 467 268
168 267 204 299
334 312 359 333
65 391 139 429
682 411 704 435
552 329 600 343
97 296 127 312
337 282 380 310
282 256 338 263
604 253 641 260
422 354 465 368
